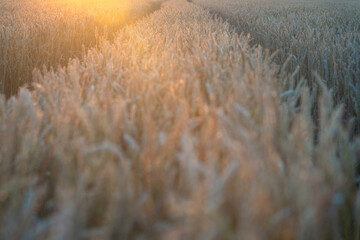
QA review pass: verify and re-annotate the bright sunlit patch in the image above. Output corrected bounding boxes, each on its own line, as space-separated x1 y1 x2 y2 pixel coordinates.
62 0 131 25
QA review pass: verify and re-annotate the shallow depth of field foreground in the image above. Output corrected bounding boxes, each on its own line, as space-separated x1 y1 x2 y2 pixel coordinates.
1 0 360 239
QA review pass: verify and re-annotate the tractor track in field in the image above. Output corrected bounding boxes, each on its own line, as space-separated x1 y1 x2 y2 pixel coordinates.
0 0 164 98
1 1 360 239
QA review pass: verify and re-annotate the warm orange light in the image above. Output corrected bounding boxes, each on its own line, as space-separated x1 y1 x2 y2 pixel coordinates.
62 0 130 25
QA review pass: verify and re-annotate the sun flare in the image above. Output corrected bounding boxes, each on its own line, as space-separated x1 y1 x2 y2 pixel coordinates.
63 0 131 25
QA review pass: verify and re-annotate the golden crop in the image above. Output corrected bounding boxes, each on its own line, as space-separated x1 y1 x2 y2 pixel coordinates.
0 0 160 97
0 0 359 239
195 0 360 129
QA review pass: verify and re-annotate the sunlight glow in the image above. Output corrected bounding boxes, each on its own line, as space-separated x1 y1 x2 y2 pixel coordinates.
63 0 131 25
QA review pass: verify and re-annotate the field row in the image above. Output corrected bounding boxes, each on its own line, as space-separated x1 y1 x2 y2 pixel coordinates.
195 0 360 131
0 0 161 97
1 0 359 239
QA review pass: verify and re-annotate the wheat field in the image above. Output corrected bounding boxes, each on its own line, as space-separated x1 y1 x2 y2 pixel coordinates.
0 0 360 239
194 0 360 133
0 0 161 97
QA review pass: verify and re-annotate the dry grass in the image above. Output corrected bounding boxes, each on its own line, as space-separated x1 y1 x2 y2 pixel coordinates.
0 0 161 97
1 0 360 239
